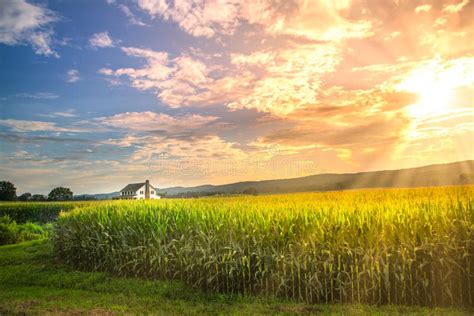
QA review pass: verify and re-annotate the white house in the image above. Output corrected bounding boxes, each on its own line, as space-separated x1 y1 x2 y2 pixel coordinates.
119 180 160 200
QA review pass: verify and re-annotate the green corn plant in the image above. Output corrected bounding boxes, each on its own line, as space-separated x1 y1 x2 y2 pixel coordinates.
53 186 474 306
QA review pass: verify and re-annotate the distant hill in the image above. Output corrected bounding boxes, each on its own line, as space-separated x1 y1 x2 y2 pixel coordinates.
74 192 119 200
155 160 474 197
84 160 474 199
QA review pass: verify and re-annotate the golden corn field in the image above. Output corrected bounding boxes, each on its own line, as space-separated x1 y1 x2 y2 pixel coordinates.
54 186 474 306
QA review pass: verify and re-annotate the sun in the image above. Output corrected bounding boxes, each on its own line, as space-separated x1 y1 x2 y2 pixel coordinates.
397 61 453 119
407 79 454 118
397 58 472 119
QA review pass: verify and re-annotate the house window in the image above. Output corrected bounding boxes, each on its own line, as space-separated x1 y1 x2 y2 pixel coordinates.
151 191 154 194
140 191 143 194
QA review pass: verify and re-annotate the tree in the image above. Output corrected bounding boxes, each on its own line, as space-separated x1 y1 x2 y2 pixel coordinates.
0 181 17 201
48 187 73 201
30 194 47 201
18 193 32 201
242 187 258 195
73 195 96 201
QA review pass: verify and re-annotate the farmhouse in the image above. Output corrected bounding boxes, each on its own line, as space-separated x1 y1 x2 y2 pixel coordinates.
119 180 160 200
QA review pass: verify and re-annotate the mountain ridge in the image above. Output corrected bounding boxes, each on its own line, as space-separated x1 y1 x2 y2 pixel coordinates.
80 160 474 199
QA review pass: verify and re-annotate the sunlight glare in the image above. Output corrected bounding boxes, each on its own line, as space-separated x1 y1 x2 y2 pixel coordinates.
397 58 474 119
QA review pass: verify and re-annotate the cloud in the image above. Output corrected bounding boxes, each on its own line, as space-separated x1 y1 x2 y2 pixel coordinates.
39 109 77 118
105 0 149 26
97 111 217 132
253 85 419 168
16 92 59 99
67 69 80 83
89 31 114 48
101 47 215 108
247 140 317 156
443 0 470 13
257 0 373 41
6 0 474 191
7 150 91 165
98 68 114 76
227 44 342 115
137 0 240 37
95 83 418 173
0 119 89 133
0 133 88 144
100 131 327 186
0 119 65 132
264 114 408 148
0 0 58 56
259 51 473 170
52 110 77 118
118 4 148 26
101 42 343 115
414 4 432 13
106 134 243 159
103 134 251 182
106 2 473 119
363 0 474 58
136 0 373 41
29 30 57 56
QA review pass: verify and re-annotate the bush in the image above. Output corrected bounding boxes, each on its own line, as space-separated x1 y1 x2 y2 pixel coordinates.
0 215 48 245
0 215 18 244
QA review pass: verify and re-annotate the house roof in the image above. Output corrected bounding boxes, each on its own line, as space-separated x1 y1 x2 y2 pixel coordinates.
120 182 155 192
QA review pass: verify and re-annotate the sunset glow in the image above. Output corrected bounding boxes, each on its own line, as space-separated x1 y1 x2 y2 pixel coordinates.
0 0 473 194
398 58 473 119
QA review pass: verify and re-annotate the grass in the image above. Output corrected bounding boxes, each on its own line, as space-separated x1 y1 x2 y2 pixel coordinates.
0 239 471 315
0 215 51 245
55 186 473 306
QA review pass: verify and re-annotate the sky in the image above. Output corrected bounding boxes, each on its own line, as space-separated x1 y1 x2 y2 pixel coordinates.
0 0 473 195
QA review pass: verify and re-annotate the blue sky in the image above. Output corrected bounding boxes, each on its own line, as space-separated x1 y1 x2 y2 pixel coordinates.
0 0 473 194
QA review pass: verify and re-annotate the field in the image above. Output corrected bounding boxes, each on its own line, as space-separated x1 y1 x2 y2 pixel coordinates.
3 240 469 315
0 201 97 223
55 186 473 307
1 186 473 314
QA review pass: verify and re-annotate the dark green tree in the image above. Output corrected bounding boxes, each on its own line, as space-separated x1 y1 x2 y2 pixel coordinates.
18 193 32 201
30 194 47 201
48 187 73 201
0 181 17 201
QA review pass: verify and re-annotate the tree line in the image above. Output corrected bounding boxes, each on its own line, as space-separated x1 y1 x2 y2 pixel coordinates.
168 187 259 198
0 181 74 201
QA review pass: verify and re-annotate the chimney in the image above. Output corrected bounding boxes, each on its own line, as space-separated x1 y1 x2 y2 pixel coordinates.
145 180 150 199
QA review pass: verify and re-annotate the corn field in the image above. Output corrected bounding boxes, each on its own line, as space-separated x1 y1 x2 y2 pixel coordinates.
0 201 94 223
54 186 474 306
